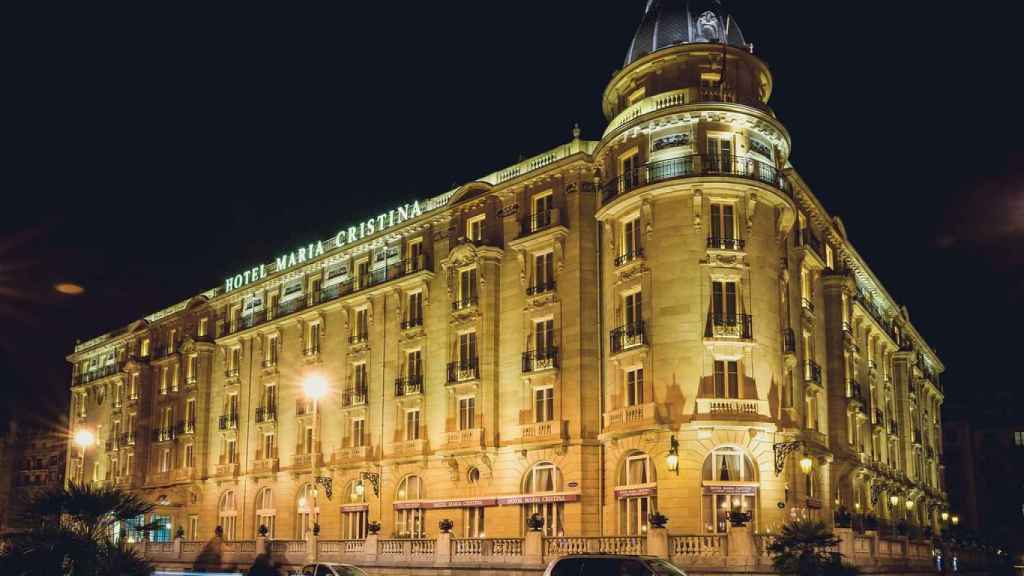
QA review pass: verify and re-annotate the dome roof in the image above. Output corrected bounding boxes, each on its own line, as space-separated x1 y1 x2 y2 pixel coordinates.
624 0 748 66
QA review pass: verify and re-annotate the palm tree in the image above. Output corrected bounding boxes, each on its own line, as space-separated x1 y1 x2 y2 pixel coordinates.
767 519 857 576
0 483 156 576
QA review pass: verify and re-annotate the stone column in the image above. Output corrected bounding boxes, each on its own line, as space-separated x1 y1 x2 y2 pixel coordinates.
364 534 379 564
307 533 318 563
647 527 669 559
255 535 267 556
524 530 544 565
834 527 854 562
435 532 452 565
173 536 182 560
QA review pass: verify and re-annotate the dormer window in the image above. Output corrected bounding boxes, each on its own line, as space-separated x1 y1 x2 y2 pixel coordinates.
466 214 485 243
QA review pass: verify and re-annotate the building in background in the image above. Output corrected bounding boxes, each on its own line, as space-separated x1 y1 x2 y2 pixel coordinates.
943 410 1024 557
64 0 948 543
0 422 16 532
7 424 67 530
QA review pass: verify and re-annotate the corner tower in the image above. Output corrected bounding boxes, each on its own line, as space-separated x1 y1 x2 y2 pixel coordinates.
594 1 805 535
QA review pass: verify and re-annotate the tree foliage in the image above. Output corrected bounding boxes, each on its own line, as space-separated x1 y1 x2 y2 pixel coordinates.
0 483 156 576
767 519 859 576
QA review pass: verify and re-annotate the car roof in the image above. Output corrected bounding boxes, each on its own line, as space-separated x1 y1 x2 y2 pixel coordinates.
554 554 660 559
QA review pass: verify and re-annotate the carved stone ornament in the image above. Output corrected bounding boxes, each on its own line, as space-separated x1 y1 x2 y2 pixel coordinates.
444 457 459 481
642 197 653 239
604 222 615 251
516 250 527 287
746 192 758 236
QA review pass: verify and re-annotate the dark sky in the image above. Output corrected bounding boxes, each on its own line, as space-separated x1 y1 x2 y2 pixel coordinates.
3 2 1022 428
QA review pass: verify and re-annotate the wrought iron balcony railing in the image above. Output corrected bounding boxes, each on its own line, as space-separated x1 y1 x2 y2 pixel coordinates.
526 281 556 296
706 236 745 251
401 317 423 330
394 375 424 397
706 314 753 340
342 387 368 407
447 359 480 383
451 296 479 311
602 154 790 203
255 404 277 423
218 414 238 431
804 360 822 384
610 321 646 353
522 348 559 373
614 248 643 267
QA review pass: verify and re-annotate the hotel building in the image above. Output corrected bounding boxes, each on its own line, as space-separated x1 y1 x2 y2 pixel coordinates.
66 0 948 543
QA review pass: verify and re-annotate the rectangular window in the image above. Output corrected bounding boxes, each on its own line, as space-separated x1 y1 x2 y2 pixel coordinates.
168 328 177 352
198 317 208 337
185 399 196 432
406 350 423 379
406 291 423 326
708 136 733 171
230 347 241 373
352 419 365 447
464 507 485 538
160 449 170 473
309 277 322 305
626 368 644 406
307 322 321 355
189 516 199 540
303 427 313 454
170 363 179 392
128 374 138 400
459 397 476 431
354 363 368 392
408 239 424 271
184 444 194 469
534 386 554 423
622 216 642 260
126 413 136 444
711 281 738 321
624 291 643 325
532 192 554 230
114 381 123 408
262 433 275 460
354 309 369 341
1014 431 1024 447
713 360 740 399
186 355 198 383
356 259 370 288
457 268 478 308
710 204 736 244
227 439 237 464
140 338 150 358
533 252 555 291
619 151 640 192
265 334 278 366
159 367 168 395
466 214 485 242
405 410 420 441
534 319 555 356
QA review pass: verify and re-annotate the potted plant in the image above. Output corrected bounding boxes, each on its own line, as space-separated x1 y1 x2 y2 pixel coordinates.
648 512 668 529
312 522 321 536
863 514 879 531
896 520 909 536
439 518 454 533
214 525 224 538
175 526 185 540
366 521 381 535
834 506 852 528
527 513 545 532
258 524 269 537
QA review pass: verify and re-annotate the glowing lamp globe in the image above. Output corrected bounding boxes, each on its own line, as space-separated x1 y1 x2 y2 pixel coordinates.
890 495 899 507
941 511 950 522
799 456 813 475
74 429 96 448
303 374 329 400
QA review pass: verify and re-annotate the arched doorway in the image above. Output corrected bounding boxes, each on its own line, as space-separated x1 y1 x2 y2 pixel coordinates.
341 481 367 539
395 475 425 538
616 451 656 535
255 487 275 538
522 462 564 537
701 447 758 533
218 490 237 540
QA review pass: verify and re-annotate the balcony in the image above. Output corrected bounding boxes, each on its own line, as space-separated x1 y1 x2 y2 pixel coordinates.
292 452 323 471
342 387 368 407
520 209 561 238
218 256 433 338
262 357 278 370
695 398 771 420
395 376 424 397
519 420 568 443
224 368 240 381
331 445 370 465
401 317 423 330
303 344 321 358
601 154 789 204
296 400 315 416
614 248 644 268
804 361 822 385
706 236 746 251
72 362 124 386
184 375 199 388
218 414 238 431
610 321 647 354
705 314 753 340
798 229 827 266
255 404 277 423
214 462 239 478
391 438 428 459
604 87 771 137
447 360 480 384
173 468 195 482
251 457 279 475
522 348 559 373
603 402 659 432
176 419 196 435
526 281 556 296
451 296 479 312
442 428 484 452
348 333 369 346
151 427 176 442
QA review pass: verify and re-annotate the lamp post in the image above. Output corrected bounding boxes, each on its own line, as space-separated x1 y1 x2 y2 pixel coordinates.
889 495 900 538
303 373 329 534
666 435 679 475
73 429 96 484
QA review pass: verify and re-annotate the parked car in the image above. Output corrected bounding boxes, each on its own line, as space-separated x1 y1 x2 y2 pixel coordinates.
543 555 687 576
298 563 368 576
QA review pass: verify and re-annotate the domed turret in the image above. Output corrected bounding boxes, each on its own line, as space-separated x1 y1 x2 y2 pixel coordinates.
625 0 749 66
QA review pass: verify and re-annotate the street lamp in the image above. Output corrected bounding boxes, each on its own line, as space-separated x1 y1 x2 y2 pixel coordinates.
951 515 959 526
889 495 900 537
73 429 96 484
666 435 679 475
941 511 949 523
303 373 330 535
799 455 813 476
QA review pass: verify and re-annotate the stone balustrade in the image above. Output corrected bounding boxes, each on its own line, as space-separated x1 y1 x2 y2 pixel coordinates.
138 529 996 574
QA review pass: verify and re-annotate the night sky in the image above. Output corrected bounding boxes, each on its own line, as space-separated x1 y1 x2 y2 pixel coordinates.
3 2 1022 429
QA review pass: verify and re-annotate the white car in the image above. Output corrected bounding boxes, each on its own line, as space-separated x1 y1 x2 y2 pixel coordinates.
299 563 368 576
543 555 688 576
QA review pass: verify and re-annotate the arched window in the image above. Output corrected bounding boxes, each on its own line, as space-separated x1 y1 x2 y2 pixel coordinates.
523 462 563 537
395 475 424 538
342 481 367 540
617 452 656 535
255 487 275 538
701 447 758 533
218 490 237 540
295 484 317 540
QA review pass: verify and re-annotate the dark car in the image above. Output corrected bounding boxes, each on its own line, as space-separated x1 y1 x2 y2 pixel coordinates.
543 555 688 576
